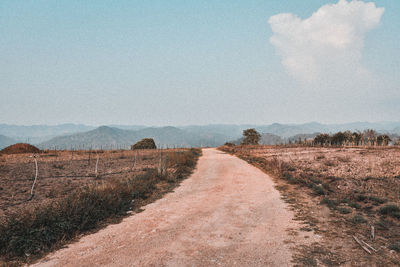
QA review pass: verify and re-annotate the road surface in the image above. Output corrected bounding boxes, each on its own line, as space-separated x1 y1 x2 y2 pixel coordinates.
34 148 304 266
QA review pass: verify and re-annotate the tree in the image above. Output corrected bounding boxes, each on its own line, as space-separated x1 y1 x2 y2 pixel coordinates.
351 131 362 146
377 135 391 146
313 133 330 146
364 129 377 146
331 132 346 146
241 128 261 145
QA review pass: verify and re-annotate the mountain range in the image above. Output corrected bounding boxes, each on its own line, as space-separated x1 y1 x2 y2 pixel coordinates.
0 121 399 149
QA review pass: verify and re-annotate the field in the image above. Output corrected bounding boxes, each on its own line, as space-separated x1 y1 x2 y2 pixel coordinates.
220 145 400 266
0 148 201 265
0 149 163 216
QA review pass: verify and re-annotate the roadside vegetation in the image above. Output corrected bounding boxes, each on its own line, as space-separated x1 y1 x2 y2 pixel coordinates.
0 148 201 265
220 143 400 266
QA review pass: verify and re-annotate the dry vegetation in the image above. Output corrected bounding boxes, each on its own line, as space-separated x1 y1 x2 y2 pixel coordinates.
0 148 201 266
220 145 400 266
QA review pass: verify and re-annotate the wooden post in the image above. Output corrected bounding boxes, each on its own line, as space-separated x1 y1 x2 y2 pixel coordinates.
95 153 99 178
28 154 38 200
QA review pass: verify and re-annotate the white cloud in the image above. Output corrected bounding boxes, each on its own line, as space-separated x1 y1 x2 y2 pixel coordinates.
269 0 384 84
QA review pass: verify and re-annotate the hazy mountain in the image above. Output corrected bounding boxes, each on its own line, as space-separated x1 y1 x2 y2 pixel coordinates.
38 126 227 149
287 133 320 143
259 133 285 145
3 122 400 148
0 123 95 144
0 135 17 150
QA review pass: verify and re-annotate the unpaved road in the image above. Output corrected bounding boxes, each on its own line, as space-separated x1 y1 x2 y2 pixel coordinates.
33 148 307 267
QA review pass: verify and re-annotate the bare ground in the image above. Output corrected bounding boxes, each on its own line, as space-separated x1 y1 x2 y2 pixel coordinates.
32 148 313 267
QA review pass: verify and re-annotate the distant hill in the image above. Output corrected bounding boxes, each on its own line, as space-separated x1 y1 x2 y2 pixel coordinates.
38 126 227 149
0 123 95 144
3 121 400 148
0 135 17 150
259 133 284 145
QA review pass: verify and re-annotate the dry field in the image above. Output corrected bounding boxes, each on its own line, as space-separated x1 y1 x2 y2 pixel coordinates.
220 145 400 266
0 148 201 265
0 149 165 216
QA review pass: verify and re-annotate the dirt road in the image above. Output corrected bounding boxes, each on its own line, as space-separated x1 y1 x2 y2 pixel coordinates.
33 148 308 266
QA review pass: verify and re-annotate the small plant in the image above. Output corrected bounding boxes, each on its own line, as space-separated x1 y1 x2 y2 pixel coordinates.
389 241 400 252
337 207 352 214
224 142 235 146
355 194 367 202
321 198 339 209
351 214 367 224
349 202 361 209
379 204 400 219
311 184 325 195
52 164 64 169
369 196 387 205
282 172 297 184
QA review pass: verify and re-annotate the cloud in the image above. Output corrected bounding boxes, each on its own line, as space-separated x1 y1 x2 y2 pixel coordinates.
269 0 384 84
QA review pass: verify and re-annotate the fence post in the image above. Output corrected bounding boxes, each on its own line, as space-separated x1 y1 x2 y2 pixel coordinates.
95 152 99 178
28 154 38 200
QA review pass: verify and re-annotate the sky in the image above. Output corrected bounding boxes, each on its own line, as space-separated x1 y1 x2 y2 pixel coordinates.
1 0 399 126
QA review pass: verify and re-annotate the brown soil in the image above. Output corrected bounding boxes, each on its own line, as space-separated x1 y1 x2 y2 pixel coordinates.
0 143 41 155
32 148 314 266
221 145 400 266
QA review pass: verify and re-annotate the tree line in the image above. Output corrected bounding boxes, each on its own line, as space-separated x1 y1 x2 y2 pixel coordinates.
313 129 392 147
225 128 395 147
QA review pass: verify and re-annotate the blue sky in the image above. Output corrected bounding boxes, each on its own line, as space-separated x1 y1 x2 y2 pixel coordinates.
1 0 399 126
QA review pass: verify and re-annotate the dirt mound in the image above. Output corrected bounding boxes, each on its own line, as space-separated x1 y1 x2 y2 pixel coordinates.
1 143 41 154
131 138 157 150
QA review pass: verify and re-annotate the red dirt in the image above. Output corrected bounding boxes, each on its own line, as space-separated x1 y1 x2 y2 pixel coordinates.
0 143 41 155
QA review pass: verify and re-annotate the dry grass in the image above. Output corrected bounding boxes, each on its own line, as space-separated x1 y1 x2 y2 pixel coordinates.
0 148 201 265
220 145 400 266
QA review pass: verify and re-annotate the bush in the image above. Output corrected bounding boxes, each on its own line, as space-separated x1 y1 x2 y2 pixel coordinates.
131 138 157 150
311 184 325 195
321 198 339 209
379 204 400 219
389 241 400 252
337 207 352 214
351 214 367 224
224 142 235 147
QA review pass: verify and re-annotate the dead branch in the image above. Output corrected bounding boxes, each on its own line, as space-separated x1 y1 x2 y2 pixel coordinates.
353 235 371 254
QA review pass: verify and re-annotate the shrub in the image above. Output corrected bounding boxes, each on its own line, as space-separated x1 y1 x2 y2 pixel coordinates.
389 241 400 252
224 142 235 146
379 204 400 219
337 207 352 214
131 138 157 150
351 214 367 224
311 184 325 195
321 198 339 209
369 196 387 205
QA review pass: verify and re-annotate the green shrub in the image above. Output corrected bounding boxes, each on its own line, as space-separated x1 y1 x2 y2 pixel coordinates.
320 198 339 209
368 196 387 204
351 214 367 224
379 204 400 219
389 241 400 252
349 202 361 209
311 184 325 195
337 207 352 214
